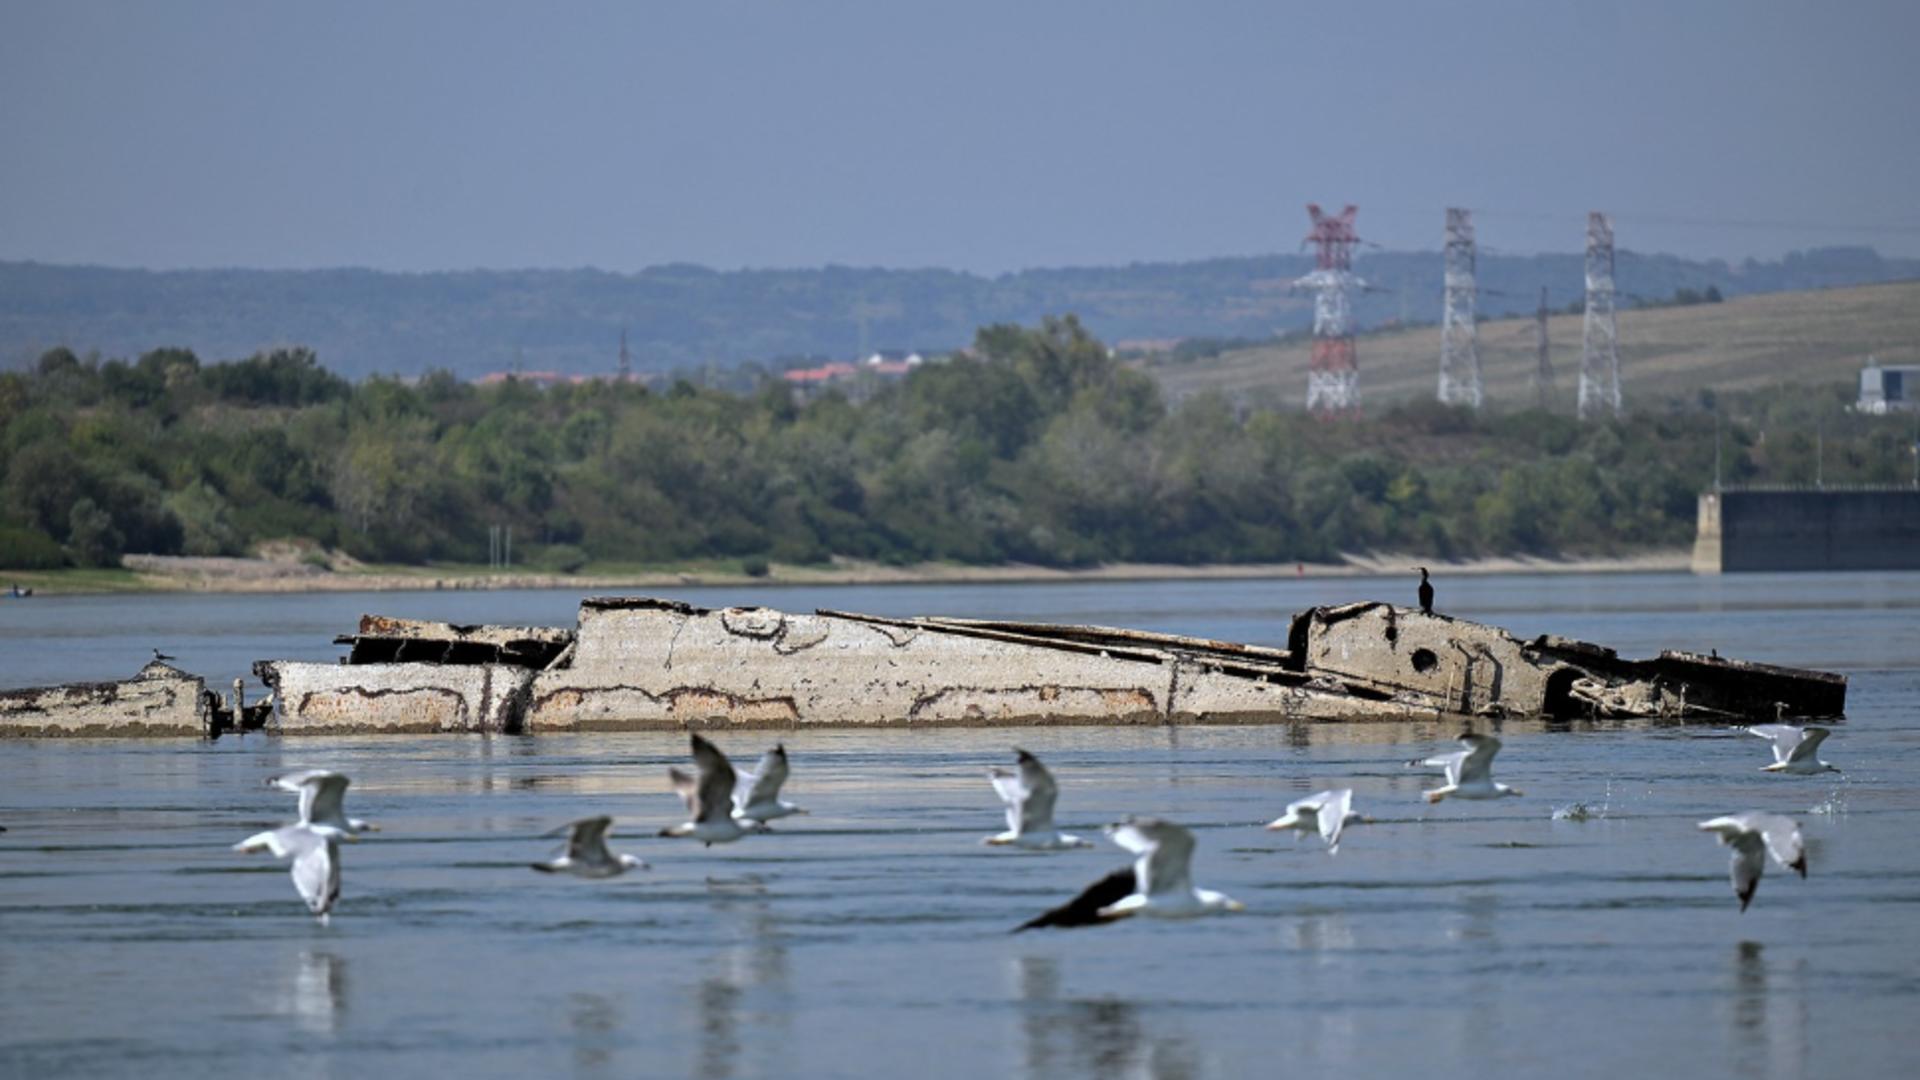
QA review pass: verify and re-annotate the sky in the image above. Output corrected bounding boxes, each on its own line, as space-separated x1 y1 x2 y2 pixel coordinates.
1 0 1916 275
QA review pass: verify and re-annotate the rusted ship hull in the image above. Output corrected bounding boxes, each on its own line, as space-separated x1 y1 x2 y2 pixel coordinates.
247 597 1845 735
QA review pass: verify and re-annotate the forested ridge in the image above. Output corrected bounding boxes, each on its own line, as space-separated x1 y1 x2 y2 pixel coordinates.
4 246 1915 380
1 318 1909 573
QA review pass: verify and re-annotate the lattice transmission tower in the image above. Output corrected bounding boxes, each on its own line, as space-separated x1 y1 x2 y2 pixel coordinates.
1297 203 1362 415
1437 207 1483 408
1578 212 1621 419
618 327 632 383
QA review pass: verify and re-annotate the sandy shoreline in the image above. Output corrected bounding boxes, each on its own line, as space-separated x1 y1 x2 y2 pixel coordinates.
7 548 1693 596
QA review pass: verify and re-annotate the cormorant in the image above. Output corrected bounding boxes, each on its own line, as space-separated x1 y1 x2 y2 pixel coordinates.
152 648 175 662
1416 566 1434 615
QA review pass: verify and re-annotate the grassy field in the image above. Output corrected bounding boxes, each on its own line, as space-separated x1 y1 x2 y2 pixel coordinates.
1146 280 1920 409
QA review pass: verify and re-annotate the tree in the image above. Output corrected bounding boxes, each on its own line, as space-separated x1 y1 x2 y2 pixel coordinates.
66 498 123 567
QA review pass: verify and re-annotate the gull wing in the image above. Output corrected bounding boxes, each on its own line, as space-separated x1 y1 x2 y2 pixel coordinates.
1747 724 1805 765
268 769 333 793
235 824 297 858
1702 813 1799 910
286 828 341 917
1786 727 1830 766
1314 789 1355 849
305 774 350 828
689 734 738 825
268 769 344 827
1751 813 1807 876
1456 734 1502 784
988 766 1028 835
1013 866 1137 932
1418 749 1469 786
1108 817 1195 898
734 745 789 811
1725 832 1767 912
567 815 615 862
1012 750 1059 833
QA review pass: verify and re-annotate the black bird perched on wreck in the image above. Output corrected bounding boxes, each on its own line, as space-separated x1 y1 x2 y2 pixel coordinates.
151 648 175 663
1415 567 1434 615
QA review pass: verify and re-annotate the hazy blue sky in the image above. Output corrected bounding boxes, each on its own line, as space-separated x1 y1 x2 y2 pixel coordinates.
2 0 1915 273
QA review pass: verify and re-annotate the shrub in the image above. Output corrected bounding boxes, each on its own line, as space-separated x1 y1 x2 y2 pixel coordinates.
0 525 65 569
535 544 589 574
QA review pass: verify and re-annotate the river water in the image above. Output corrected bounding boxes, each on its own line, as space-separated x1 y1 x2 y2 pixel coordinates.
1 572 1917 1078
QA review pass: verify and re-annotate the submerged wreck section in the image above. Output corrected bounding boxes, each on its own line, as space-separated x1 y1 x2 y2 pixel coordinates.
522 597 1354 731
0 661 210 737
245 597 1846 735
1290 602 1846 722
255 614 568 734
334 614 574 668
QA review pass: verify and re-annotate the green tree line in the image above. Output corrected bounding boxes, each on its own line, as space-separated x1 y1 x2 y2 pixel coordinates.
1 319 1911 572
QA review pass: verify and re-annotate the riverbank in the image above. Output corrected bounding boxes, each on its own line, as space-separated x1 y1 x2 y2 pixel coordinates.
0 548 1692 596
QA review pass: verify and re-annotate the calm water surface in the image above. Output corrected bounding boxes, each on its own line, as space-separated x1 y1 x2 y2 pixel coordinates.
2 572 1917 1078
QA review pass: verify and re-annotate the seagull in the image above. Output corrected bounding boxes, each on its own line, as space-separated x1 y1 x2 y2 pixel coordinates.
1415 733 1522 803
531 815 649 878
268 770 378 834
732 744 807 826
985 749 1094 850
234 822 350 923
659 734 756 846
151 648 175 662
1415 566 1434 615
1265 788 1365 854
1014 817 1243 930
1699 812 1808 912
1745 724 1841 775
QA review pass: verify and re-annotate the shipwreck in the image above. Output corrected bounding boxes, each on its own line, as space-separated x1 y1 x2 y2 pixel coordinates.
0 660 269 738
213 597 1848 736
0 596 1846 738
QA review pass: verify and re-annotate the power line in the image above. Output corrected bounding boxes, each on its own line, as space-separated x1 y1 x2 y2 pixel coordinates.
1350 202 1920 238
1468 208 1920 237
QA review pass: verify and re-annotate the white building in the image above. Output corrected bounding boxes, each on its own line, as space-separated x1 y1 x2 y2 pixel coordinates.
1857 356 1920 414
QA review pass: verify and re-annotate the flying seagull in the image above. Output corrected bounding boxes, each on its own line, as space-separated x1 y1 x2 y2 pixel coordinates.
1415 733 1522 803
234 822 351 923
1415 566 1434 615
732 744 807 826
985 749 1094 850
1265 788 1365 854
1745 724 1840 775
659 734 756 846
268 770 378 834
1699 812 1807 912
1015 817 1243 931
531 815 648 878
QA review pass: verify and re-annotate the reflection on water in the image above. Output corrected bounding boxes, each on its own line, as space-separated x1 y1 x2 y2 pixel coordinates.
1447 893 1502 1064
692 876 790 1080
696 977 742 1080
1288 911 1361 1067
1289 909 1357 956
278 949 346 1036
1730 941 1810 1080
1012 956 1199 1080
568 992 620 1076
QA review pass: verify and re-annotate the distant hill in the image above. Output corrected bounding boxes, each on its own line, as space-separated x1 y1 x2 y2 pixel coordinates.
2 246 1915 380
1147 280 1920 410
